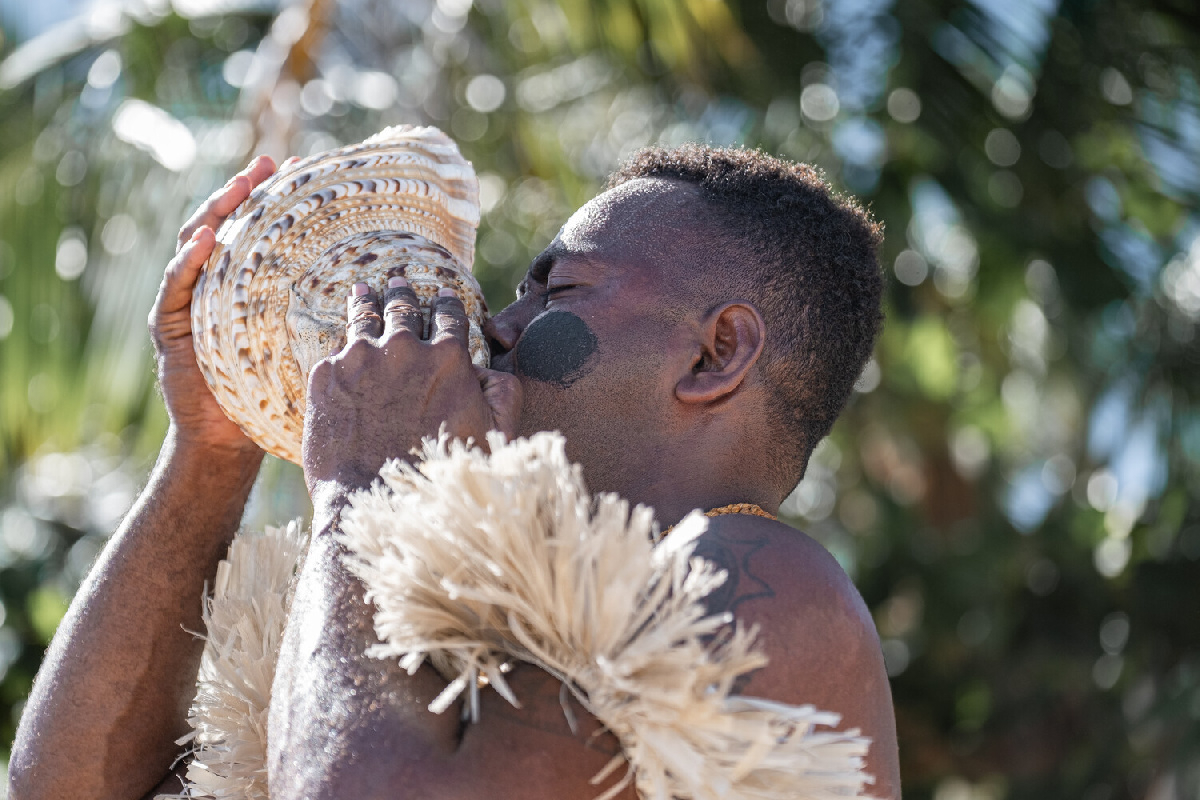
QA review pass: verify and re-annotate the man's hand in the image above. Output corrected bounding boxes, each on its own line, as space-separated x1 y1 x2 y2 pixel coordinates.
147 155 277 455
302 278 522 495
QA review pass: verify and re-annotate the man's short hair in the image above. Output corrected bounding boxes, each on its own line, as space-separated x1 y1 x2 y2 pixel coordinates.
606 144 884 484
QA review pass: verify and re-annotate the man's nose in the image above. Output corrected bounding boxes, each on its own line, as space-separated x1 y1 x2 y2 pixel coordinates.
484 296 538 357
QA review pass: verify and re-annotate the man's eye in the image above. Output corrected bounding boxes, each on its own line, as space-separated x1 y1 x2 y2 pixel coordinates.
545 285 574 297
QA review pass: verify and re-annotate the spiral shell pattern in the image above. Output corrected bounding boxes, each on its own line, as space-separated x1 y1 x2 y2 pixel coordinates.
191 126 486 464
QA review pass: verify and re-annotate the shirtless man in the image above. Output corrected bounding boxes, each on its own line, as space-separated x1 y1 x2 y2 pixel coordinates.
9 144 900 799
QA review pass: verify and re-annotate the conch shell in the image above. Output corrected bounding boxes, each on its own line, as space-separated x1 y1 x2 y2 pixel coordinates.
191 126 487 464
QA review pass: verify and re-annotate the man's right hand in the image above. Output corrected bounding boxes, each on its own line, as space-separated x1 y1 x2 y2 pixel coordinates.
148 155 277 454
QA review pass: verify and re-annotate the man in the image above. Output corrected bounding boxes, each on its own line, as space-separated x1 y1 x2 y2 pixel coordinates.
10 144 899 799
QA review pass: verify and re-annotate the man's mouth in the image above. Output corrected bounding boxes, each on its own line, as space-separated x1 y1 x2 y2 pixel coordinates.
488 352 515 374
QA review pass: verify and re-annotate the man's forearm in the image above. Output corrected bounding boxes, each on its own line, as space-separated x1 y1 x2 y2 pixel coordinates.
267 483 464 799
9 430 263 800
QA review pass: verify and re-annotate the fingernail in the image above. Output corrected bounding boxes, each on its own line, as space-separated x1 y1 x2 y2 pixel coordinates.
190 227 206 243
438 287 456 298
352 282 371 297
388 276 408 289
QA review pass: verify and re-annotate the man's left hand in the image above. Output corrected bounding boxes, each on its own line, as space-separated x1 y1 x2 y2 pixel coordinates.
302 277 522 497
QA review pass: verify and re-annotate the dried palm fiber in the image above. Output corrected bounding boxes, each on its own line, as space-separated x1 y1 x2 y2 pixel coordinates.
181 432 875 799
176 521 308 800
190 126 487 464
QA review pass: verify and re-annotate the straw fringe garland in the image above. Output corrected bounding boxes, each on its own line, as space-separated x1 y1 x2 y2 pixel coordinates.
174 521 308 799
179 431 875 799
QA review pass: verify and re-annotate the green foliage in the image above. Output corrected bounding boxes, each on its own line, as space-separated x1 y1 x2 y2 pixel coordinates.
1 0 1198 796
25 586 68 646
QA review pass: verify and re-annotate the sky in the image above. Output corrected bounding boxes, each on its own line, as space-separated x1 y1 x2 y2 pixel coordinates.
0 0 87 42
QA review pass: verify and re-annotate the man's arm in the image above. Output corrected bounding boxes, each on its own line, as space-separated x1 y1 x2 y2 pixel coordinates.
8 158 276 800
8 435 262 799
269 486 634 800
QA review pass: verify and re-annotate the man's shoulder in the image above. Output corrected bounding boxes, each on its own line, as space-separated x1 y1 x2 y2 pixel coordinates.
694 513 869 629
696 513 900 797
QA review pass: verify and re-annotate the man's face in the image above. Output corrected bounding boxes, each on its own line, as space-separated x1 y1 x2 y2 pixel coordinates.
485 178 704 494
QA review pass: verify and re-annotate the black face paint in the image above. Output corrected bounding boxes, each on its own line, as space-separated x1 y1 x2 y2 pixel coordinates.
514 311 598 388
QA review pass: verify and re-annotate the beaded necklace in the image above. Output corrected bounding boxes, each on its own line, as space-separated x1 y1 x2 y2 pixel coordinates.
703 503 777 522
656 503 777 542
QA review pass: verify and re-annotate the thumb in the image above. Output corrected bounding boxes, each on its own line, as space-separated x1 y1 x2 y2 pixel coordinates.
477 368 523 440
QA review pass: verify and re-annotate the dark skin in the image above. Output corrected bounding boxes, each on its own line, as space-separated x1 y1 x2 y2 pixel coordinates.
9 172 900 799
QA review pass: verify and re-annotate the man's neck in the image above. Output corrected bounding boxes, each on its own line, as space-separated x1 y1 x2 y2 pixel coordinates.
614 445 780 528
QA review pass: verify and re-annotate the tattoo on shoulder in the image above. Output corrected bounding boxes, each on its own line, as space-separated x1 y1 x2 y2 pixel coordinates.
692 524 776 617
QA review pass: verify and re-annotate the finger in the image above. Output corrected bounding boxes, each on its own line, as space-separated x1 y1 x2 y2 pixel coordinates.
157 226 215 316
346 282 383 340
177 155 277 250
430 288 470 349
283 156 302 169
382 276 424 340
243 154 278 189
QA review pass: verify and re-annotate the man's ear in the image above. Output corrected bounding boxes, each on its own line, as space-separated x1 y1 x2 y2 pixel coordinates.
675 301 766 405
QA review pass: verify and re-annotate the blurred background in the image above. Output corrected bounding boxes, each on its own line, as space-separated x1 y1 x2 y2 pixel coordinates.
0 0 1198 796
